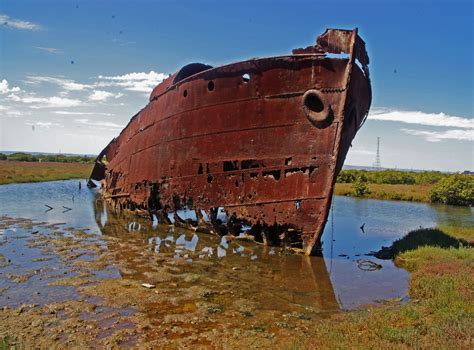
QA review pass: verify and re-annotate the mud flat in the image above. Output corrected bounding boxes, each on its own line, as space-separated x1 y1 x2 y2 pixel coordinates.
0 216 342 348
1 217 472 349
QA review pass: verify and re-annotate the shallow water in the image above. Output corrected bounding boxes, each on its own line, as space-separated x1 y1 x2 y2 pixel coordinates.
1 179 471 313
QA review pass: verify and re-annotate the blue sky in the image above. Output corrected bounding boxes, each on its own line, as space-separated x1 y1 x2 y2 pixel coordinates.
0 0 472 171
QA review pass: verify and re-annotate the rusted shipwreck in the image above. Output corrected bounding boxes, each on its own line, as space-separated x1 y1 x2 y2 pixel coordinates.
89 28 371 255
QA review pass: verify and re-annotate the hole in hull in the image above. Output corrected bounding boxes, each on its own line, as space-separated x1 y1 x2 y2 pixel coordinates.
207 81 215 91
304 93 324 113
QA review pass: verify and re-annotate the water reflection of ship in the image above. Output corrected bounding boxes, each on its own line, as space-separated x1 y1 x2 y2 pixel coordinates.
94 198 339 313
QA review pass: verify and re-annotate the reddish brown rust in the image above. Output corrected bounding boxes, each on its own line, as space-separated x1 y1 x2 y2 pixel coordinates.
90 28 371 255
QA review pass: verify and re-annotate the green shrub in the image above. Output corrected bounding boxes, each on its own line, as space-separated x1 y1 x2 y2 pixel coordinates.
337 170 368 183
7 152 38 162
338 169 451 186
4 152 94 163
352 176 370 197
0 153 7 160
372 170 416 185
430 174 473 206
414 171 445 184
336 170 356 183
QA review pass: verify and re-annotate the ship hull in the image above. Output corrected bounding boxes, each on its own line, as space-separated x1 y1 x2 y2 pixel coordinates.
90 29 371 255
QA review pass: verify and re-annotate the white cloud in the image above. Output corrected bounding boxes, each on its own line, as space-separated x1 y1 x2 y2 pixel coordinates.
25 76 92 91
349 148 375 156
62 81 90 91
3 110 29 118
0 104 32 118
370 107 474 143
0 79 21 94
89 90 115 102
74 118 124 129
25 121 61 129
369 107 474 129
401 128 473 142
22 71 165 99
35 46 62 54
36 122 58 127
0 14 43 31
97 71 168 93
8 94 82 108
54 111 115 117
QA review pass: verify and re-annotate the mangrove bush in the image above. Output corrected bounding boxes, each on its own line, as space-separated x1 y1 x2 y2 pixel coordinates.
430 174 473 206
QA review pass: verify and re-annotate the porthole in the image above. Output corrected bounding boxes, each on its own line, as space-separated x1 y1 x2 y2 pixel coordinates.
302 89 331 125
207 81 215 91
303 91 324 114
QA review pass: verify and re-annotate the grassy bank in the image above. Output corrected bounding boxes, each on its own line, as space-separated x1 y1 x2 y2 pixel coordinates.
335 169 473 206
334 182 433 202
0 161 93 185
287 225 474 349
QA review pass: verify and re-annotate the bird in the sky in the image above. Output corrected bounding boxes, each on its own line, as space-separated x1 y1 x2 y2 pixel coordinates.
360 223 365 233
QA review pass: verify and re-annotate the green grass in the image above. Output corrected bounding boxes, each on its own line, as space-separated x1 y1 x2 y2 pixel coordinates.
285 225 474 349
390 227 471 259
0 160 93 185
0 336 11 350
437 224 474 243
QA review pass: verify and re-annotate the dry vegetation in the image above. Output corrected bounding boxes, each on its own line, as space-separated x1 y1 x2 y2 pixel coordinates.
0 161 93 185
335 182 433 202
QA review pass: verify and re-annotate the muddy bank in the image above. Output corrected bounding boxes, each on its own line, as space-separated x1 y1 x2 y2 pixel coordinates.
0 216 342 348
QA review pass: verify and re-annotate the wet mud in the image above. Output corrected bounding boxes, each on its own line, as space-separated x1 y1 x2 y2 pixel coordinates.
0 215 340 348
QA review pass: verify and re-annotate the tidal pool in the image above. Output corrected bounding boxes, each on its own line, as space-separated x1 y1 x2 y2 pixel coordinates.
0 180 472 347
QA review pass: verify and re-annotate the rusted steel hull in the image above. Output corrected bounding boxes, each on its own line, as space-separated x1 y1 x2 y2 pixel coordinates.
90 28 371 255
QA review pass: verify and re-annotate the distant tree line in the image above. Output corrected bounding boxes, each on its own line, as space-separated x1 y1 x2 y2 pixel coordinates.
0 152 95 163
337 169 473 206
336 169 446 185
